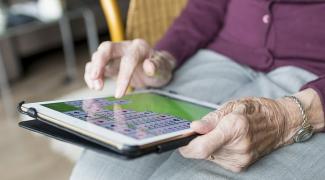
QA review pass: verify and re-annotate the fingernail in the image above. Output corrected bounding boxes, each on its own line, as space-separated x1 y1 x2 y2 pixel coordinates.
191 120 213 134
191 121 204 128
115 91 122 98
144 61 155 77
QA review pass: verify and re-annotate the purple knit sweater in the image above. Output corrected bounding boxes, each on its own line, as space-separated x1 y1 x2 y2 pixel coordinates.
155 0 325 130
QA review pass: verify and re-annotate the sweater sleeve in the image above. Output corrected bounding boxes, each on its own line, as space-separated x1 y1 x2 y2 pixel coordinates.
155 0 229 67
301 75 325 132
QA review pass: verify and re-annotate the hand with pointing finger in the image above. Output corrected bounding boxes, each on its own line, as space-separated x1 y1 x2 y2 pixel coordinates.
84 39 176 98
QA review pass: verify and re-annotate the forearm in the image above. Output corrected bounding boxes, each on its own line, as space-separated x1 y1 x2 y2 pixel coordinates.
277 88 325 144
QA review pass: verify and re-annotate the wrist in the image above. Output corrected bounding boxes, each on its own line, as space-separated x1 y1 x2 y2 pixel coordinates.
294 89 325 132
276 89 325 144
276 98 302 144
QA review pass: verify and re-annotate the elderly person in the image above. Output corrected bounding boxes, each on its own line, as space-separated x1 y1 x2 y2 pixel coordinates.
71 0 325 179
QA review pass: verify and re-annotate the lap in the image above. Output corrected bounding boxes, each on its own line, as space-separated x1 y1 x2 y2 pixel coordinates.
70 150 173 180
149 134 325 180
164 50 317 103
70 49 322 180
230 66 318 100
163 49 256 104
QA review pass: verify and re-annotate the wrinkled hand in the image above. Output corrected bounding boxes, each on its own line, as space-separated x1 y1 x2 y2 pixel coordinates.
84 39 176 98
180 97 299 172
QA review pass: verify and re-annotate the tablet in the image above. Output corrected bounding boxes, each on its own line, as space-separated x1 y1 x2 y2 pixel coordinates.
19 90 218 157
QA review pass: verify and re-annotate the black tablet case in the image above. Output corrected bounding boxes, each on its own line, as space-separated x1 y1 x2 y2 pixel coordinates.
18 102 197 159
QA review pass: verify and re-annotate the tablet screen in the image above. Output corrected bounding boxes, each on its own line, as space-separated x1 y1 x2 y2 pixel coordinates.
41 92 214 140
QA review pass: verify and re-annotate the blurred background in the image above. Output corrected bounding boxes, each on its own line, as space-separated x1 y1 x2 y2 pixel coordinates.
0 0 186 179
0 0 130 179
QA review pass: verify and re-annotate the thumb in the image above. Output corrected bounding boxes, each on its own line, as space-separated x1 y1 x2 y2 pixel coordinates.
191 110 225 134
141 52 176 87
143 51 175 78
191 120 215 135
143 58 156 77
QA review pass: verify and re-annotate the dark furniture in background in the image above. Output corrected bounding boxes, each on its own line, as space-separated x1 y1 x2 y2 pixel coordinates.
0 1 108 81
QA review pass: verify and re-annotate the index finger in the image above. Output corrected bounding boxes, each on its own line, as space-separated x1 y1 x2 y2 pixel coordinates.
114 54 139 98
179 125 228 159
115 40 150 98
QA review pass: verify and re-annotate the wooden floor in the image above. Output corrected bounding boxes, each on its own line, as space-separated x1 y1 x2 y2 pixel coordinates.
0 45 90 180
